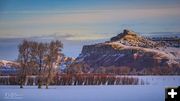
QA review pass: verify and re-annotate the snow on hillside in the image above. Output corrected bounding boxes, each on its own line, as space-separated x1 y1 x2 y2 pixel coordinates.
158 47 180 60
0 60 19 67
107 42 175 59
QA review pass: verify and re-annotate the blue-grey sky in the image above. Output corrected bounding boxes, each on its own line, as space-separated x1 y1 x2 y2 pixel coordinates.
0 0 180 60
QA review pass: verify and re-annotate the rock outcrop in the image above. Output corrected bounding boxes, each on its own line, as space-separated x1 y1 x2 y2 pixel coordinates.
75 29 180 73
110 29 159 48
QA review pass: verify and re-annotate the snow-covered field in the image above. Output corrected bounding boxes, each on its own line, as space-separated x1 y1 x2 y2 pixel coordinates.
0 76 180 101
131 76 180 85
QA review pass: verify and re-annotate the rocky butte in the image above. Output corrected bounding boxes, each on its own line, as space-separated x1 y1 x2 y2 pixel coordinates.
74 29 180 74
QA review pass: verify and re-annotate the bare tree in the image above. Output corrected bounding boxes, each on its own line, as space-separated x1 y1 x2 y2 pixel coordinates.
18 40 63 88
18 40 31 88
45 40 63 89
30 42 48 88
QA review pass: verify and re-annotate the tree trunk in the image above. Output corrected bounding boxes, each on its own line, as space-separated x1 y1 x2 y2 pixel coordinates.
38 78 42 89
46 83 49 89
46 75 50 89
19 74 25 88
20 81 23 88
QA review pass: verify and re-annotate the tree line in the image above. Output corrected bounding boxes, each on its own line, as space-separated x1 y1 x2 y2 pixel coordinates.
57 73 139 85
18 40 63 89
0 74 139 85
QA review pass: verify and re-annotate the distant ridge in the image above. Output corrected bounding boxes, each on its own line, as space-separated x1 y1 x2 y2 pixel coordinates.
0 59 19 67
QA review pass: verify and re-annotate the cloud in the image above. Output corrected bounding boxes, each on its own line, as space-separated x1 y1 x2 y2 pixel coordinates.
1 7 180 25
0 7 180 38
51 32 113 41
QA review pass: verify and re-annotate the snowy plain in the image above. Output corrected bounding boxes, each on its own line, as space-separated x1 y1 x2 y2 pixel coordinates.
0 76 180 101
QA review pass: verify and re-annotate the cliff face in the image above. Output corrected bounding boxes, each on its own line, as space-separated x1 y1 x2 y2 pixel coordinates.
75 29 180 72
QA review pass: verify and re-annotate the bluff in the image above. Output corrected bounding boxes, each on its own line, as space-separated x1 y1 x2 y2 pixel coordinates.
74 29 180 74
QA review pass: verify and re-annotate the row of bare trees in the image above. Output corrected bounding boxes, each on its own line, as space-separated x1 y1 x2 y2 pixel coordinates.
57 74 139 85
18 40 63 89
0 74 139 85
